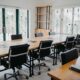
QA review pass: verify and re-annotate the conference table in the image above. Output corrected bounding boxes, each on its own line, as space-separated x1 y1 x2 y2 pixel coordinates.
48 59 80 80
0 35 66 76
0 35 66 57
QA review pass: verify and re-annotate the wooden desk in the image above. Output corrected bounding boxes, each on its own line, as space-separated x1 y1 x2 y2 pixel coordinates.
48 60 80 80
0 36 65 57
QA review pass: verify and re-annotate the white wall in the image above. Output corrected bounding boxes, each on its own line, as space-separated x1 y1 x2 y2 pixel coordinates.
37 0 80 8
54 0 80 8
0 0 39 8
35 0 52 6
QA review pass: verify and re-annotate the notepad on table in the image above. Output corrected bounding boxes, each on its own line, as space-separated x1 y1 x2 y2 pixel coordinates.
70 57 80 73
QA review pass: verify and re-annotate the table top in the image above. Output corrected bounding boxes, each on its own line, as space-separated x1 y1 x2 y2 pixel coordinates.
48 60 80 80
0 36 66 57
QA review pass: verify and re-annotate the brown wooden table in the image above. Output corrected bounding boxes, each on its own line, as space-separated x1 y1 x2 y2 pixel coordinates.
48 60 80 80
0 36 65 57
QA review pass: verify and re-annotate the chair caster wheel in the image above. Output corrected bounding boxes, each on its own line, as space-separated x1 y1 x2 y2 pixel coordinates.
26 76 29 79
48 68 50 71
43 63 46 66
38 72 41 75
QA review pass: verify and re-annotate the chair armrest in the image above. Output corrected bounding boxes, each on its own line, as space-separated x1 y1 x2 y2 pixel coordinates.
1 57 9 68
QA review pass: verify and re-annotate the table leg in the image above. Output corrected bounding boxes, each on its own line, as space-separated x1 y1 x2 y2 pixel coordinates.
31 57 34 75
51 77 53 80
53 47 57 65
29 51 32 77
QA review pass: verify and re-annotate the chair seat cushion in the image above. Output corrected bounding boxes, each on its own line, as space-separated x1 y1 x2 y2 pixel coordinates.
75 45 80 48
30 51 38 59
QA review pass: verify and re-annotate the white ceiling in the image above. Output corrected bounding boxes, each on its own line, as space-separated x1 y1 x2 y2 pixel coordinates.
37 0 80 8
0 0 39 8
0 0 80 8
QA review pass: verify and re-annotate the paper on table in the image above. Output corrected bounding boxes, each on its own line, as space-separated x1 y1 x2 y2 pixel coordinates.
71 57 80 69
75 56 80 67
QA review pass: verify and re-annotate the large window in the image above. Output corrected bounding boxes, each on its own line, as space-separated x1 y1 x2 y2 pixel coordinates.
0 7 30 41
53 9 61 34
73 7 80 35
19 9 27 39
52 7 80 35
62 8 73 35
5 8 16 40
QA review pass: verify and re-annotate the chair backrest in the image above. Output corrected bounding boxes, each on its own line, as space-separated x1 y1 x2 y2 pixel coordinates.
9 44 29 68
65 36 75 49
76 34 80 44
35 32 43 37
54 43 65 54
39 40 53 58
11 34 22 40
49 32 55 35
61 48 78 65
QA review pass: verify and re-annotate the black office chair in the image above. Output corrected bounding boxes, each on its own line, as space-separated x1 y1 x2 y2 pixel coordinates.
75 34 80 53
1 44 29 80
61 48 78 65
35 32 43 37
75 34 80 45
53 43 65 64
65 36 75 50
54 43 65 54
11 34 22 40
30 40 53 75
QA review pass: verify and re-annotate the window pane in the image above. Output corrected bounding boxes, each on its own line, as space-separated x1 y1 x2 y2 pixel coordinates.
62 8 73 35
19 9 27 39
73 7 80 34
53 9 61 34
5 8 16 40
0 8 3 41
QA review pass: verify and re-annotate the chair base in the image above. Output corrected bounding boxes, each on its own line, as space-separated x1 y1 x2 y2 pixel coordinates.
4 72 18 80
33 62 50 75
4 70 29 80
38 63 51 75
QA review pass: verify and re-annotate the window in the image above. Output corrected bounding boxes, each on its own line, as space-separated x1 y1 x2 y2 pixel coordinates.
52 8 77 35
0 8 3 41
62 8 73 35
5 8 16 40
0 7 30 41
19 9 27 39
53 9 61 34
73 7 80 35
